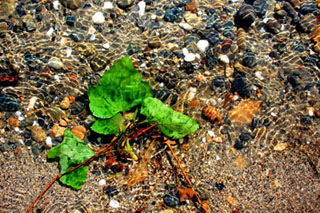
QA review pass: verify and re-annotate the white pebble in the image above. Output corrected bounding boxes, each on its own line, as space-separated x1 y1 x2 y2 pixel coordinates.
219 55 229 64
179 22 193 31
103 1 113 9
151 14 157 20
182 48 189 56
18 139 24 145
184 53 195 62
54 74 60 82
92 12 105 24
197 40 209 53
207 130 215 137
138 1 146 17
140 63 146 68
99 179 106 186
66 48 72 57
187 87 197 100
14 127 19 132
216 155 220 161
48 57 64 70
90 34 96 40
18 116 24 121
15 111 21 116
46 27 54 37
159 82 164 88
255 71 264 80
53 0 59 10
103 43 110 49
202 137 206 143
46 137 52 147
109 199 120 208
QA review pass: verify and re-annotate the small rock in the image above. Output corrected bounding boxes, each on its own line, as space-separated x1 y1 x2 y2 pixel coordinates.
71 125 86 140
48 57 64 70
164 7 181 22
70 30 85 42
219 54 229 64
197 40 209 53
66 16 76 27
60 97 71 110
0 94 21 112
22 15 36 32
184 11 201 28
50 124 66 138
109 199 120 208
8 117 19 127
92 12 105 24
301 116 312 125
138 1 146 17
179 22 193 31
103 2 113 9
186 0 198 11
31 126 47 142
148 37 161 48
98 179 106 185
226 195 237 206
163 194 179 207
59 0 83 10
235 4 255 27
46 137 52 147
117 0 133 8
184 53 196 62
273 142 287 152
59 119 68 127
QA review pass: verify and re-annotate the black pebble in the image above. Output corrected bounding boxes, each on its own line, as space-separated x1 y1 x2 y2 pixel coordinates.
215 182 225 191
301 116 312 125
104 186 119 197
239 132 251 142
163 194 180 207
231 77 252 97
0 94 21 112
66 16 76 27
234 139 244 150
25 140 33 146
164 7 181 23
31 145 41 155
211 76 225 90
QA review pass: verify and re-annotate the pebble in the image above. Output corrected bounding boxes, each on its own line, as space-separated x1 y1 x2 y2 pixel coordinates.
92 12 105 24
48 57 64 70
197 40 209 53
22 15 36 32
185 0 198 11
31 126 47 142
179 22 193 31
59 0 83 10
235 4 255 27
0 94 21 112
103 1 113 9
148 37 161 48
184 53 196 62
50 124 66 138
53 0 60 10
138 1 146 17
164 7 181 22
46 27 54 37
46 137 53 147
219 54 229 64
273 142 287 152
163 194 179 207
71 125 86 140
70 30 85 42
117 0 133 8
66 16 76 27
60 97 71 109
109 199 120 208
98 179 106 185
184 12 201 28
8 117 19 127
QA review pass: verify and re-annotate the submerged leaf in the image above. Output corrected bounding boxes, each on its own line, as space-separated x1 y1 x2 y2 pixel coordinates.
141 97 199 139
47 129 95 190
91 113 125 136
88 56 152 119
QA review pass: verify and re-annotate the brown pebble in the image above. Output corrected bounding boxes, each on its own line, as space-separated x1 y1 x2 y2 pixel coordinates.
59 119 68 127
8 117 19 127
316 109 320 118
71 125 86 140
60 97 71 110
273 142 287 152
50 124 66 138
185 0 198 11
31 126 47 142
226 195 237 206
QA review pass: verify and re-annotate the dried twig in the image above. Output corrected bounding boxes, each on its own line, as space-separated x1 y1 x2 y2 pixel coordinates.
163 139 206 212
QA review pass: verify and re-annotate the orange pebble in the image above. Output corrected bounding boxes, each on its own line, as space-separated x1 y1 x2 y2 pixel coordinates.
69 95 75 104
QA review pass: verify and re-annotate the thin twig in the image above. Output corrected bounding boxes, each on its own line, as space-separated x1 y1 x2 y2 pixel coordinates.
164 140 206 212
129 122 159 140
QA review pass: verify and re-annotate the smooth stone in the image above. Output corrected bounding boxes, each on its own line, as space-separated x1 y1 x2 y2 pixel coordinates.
71 125 86 140
50 124 66 138
48 57 64 69
60 97 70 109
179 22 193 31
164 7 181 22
117 0 133 8
70 30 85 42
59 0 83 10
184 11 201 28
22 15 36 32
0 94 21 112
92 12 105 24
103 2 113 9
31 126 47 142
184 53 196 62
148 37 161 48
66 16 76 26
197 40 209 52
219 54 229 64
138 1 146 17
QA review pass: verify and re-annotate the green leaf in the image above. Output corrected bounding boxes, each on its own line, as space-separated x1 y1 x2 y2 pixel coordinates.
47 129 95 190
91 113 125 136
141 97 199 139
88 57 152 119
